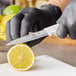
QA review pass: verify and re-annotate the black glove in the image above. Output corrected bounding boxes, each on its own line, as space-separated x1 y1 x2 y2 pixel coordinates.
57 0 76 39
6 4 61 46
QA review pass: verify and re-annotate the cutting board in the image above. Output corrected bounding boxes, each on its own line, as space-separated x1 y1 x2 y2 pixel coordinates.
0 55 76 76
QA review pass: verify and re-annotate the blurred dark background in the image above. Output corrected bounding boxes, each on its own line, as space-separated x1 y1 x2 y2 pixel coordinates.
0 0 48 15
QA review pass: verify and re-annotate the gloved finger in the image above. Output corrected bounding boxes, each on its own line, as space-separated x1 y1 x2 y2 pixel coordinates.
20 14 29 37
68 27 76 39
10 13 24 40
20 14 36 37
6 20 12 42
57 24 67 38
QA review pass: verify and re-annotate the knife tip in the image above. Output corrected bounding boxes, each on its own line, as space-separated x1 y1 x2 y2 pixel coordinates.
6 42 12 46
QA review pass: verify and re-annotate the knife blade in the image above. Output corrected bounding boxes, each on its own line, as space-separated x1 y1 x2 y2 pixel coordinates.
7 24 59 46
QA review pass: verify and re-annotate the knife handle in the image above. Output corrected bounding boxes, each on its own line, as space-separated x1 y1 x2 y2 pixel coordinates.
44 24 59 36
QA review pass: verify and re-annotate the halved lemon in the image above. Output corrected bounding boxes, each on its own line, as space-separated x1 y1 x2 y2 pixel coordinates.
7 44 35 71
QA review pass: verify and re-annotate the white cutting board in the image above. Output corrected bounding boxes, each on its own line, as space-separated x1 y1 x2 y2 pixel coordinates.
0 55 76 76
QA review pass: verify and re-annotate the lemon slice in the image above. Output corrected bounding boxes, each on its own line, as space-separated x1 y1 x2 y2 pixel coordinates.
7 44 35 71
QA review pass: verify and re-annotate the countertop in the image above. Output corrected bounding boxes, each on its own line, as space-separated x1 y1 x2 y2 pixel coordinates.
0 55 76 76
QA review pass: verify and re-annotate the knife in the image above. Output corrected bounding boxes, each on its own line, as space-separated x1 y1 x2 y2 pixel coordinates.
7 24 59 46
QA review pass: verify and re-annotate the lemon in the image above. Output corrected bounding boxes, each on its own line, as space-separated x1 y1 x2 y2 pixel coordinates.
7 44 35 71
3 5 21 16
0 14 15 40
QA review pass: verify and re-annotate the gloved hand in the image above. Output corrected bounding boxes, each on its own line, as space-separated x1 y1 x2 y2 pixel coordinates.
6 4 61 46
57 0 76 39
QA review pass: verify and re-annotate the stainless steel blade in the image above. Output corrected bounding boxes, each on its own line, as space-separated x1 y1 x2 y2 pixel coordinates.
7 30 48 46
7 24 59 46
